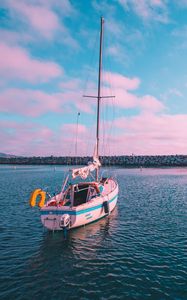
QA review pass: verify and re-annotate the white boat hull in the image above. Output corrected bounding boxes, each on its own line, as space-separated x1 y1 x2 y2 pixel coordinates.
40 179 118 231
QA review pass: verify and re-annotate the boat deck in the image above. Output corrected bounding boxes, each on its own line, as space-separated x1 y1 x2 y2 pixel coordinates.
101 178 117 196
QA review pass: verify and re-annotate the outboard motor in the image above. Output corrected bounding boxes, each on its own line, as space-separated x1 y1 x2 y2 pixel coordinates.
60 214 70 228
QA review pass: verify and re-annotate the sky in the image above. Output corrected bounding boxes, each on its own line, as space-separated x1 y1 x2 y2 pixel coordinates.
0 0 187 157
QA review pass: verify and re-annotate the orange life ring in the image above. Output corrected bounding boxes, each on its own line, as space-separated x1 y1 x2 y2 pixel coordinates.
29 189 46 208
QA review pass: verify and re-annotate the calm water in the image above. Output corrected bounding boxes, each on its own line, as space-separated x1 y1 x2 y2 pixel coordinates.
0 166 187 300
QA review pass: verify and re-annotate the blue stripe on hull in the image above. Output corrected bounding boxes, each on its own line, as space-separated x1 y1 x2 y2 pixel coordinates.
40 194 118 216
70 205 117 230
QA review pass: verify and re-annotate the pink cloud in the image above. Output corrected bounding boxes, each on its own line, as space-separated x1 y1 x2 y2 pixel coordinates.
62 124 88 135
107 45 120 57
102 73 164 112
61 90 93 114
118 0 169 23
59 73 164 114
0 87 93 117
0 121 54 156
59 79 93 113
139 95 165 113
58 72 164 114
109 114 187 155
0 89 66 117
133 0 151 19
3 0 79 48
75 101 93 114
92 0 116 15
34 0 76 17
114 89 139 108
107 20 123 36
8 1 60 39
0 43 62 83
175 0 187 8
60 79 81 90
104 72 140 90
0 29 33 45
151 0 164 6
106 43 131 66
0 120 95 156
1 112 187 156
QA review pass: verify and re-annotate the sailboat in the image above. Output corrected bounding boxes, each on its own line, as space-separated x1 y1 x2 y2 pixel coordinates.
29 17 119 231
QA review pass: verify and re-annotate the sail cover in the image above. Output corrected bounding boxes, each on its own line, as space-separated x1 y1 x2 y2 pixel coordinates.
72 158 101 179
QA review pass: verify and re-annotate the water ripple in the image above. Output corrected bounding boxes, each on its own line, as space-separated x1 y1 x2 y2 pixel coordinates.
0 166 187 299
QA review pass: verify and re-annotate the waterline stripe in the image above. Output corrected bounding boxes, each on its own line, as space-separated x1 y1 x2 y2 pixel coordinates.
40 195 118 216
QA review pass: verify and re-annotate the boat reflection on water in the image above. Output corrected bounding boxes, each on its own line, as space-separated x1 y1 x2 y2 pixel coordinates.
71 208 117 240
24 208 118 299
27 207 118 272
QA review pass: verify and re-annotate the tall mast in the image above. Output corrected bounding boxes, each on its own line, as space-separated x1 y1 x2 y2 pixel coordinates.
96 17 104 181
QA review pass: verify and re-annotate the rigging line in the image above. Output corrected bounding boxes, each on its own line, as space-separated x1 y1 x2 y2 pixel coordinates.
106 106 112 157
82 29 100 96
109 96 116 156
107 71 117 157
84 105 96 158
106 74 117 158
102 54 116 158
101 88 107 156
101 27 116 158
103 24 117 98
109 78 116 157
103 95 111 156
75 112 80 159
101 23 111 158
101 74 107 157
82 29 100 159
101 72 108 153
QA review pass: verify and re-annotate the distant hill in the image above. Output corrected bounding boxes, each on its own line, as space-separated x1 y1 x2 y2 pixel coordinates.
0 153 17 158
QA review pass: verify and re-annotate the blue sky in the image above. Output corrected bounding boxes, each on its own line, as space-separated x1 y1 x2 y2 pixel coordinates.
0 0 187 156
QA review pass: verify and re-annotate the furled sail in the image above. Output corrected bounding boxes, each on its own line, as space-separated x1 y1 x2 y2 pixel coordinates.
72 158 101 179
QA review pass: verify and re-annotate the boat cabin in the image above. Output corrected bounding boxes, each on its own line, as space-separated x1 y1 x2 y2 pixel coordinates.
63 182 100 207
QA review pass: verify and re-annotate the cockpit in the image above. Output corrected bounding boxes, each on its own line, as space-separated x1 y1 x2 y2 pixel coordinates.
64 182 100 207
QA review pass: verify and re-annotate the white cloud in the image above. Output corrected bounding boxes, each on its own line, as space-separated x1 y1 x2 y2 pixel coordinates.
118 0 169 23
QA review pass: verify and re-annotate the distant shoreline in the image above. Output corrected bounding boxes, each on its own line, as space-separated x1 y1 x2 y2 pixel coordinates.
0 155 187 167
